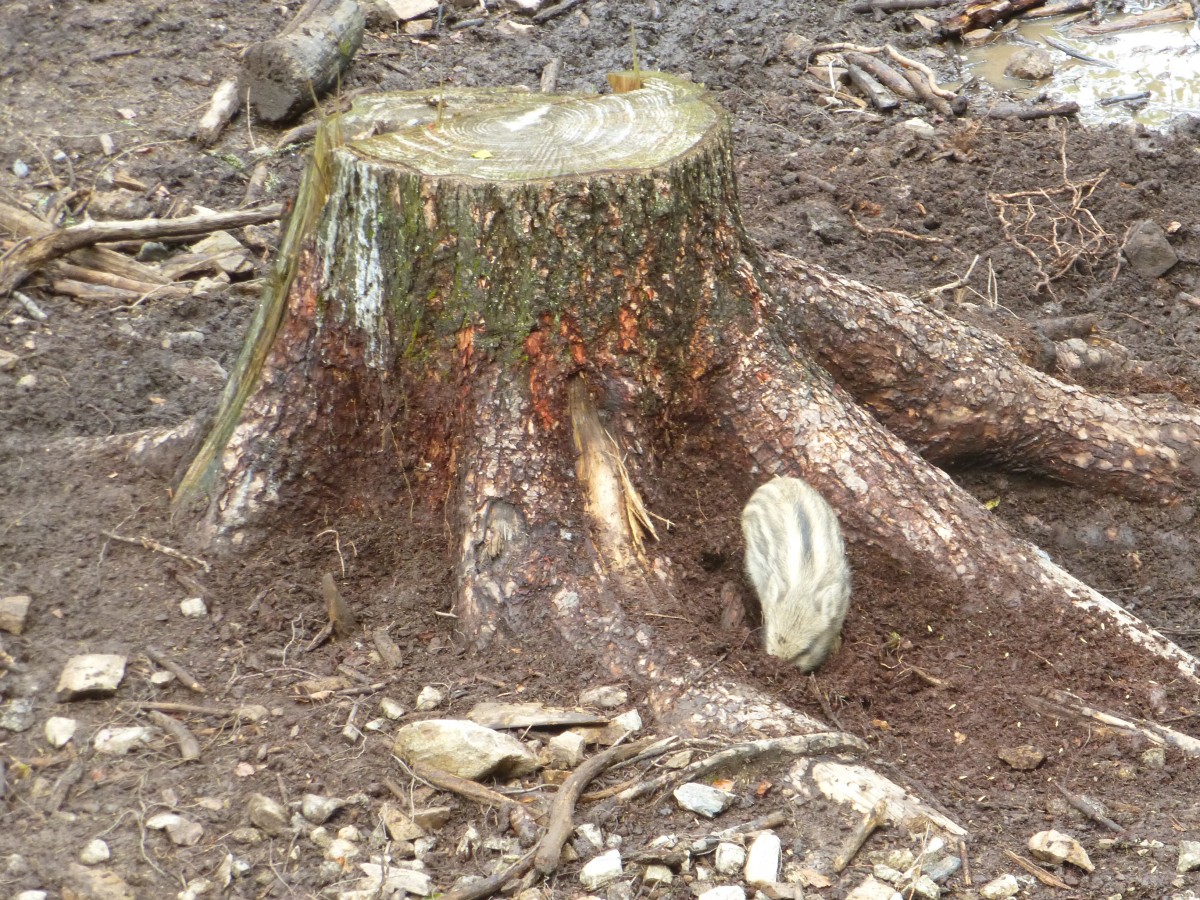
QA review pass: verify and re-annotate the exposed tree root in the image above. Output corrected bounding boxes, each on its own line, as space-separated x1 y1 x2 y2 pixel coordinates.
768 252 1200 501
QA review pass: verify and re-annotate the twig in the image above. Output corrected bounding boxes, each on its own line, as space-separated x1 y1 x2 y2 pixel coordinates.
534 738 654 875
145 646 206 693
0 204 282 296
1051 780 1126 834
833 800 889 872
959 838 972 886
691 810 791 854
849 210 946 244
1003 848 1073 889
129 701 239 717
439 849 538 900
919 255 979 300
44 759 84 813
147 710 202 761
101 530 211 572
532 0 587 24
401 761 542 846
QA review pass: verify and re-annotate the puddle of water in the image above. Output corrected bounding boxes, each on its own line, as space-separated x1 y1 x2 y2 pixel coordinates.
960 7 1200 127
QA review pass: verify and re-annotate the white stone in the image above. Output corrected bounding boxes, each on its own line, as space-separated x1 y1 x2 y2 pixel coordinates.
907 874 940 899
714 841 746 875
392 719 540 779
337 825 362 842
93 725 155 755
355 861 433 895
547 731 587 768
579 685 628 708
697 887 746 900
745 831 782 886
978 873 1019 899
0 594 31 633
900 118 936 140
180 597 208 617
845 876 902 900
14 892 49 900
57 654 127 700
575 823 604 852
1178 840 1200 874
16 373 35 389
415 685 445 710
1029 829 1093 872
611 708 642 735
79 839 110 864
247 793 291 836
673 782 735 818
147 813 204 847
380 697 405 719
326 838 360 862
643 863 673 885
579 849 623 889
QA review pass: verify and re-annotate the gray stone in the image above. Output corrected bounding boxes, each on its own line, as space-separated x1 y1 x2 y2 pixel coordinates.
415 685 445 711
643 863 673 885
1004 47 1054 80
80 839 111 864
546 731 587 768
697 887 746 900
392 719 540 779
844 876 900 900
925 854 961 883
1123 220 1178 277
230 826 265 844
57 654 127 700
93 726 155 755
578 849 623 889
1029 829 1093 872
579 685 629 708
247 793 292 836
907 874 940 899
302 793 347 825
380 697 406 719
380 802 426 841
147 812 204 846
900 118 936 140
0 594 31 633
0 698 35 732
575 823 605 853
673 782 735 818
1178 840 1200 874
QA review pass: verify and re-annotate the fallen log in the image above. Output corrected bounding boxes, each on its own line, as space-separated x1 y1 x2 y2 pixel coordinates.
1021 0 1093 17
1072 0 1193 34
846 64 901 110
239 0 365 125
941 0 1049 35
844 51 919 100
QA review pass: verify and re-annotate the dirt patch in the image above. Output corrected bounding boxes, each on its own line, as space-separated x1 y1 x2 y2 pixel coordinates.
3 1 1200 898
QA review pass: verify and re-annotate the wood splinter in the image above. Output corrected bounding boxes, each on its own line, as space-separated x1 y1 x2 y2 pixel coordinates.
145 646 207 694
833 799 890 872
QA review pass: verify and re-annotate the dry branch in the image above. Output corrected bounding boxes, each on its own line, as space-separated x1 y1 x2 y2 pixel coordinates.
1026 689 1200 756
1073 1 1193 34
0 204 282 297
1022 0 1093 15
194 78 240 147
145 646 207 694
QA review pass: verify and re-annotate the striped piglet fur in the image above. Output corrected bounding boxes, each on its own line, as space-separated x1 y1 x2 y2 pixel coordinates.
741 476 850 672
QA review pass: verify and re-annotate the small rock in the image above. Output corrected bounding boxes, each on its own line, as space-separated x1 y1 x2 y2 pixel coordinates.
780 33 814 61
579 848 623 889
380 697 405 719
392 719 540 779
1178 840 1200 874
546 731 587 769
0 698 35 732
229 827 265 844
88 190 153 220
643 863 673 885
925 854 961 883
1123 220 1178 277
180 597 208 618
136 241 170 262
873 864 905 884
380 802 426 841
247 794 292 836
673 782 735 818
1029 829 1094 872
94 725 155 755
664 749 694 768
0 350 19 372
844 876 899 900
575 823 605 853
14 891 48 900
997 745 1045 771
309 826 332 848
1004 47 1054 80
7 854 31 876
188 231 252 275
412 806 453 830
63 863 135 900
57 653 127 700
697 887 746 900
1142 746 1166 769
337 824 362 842
16 373 36 389
745 831 781 886
907 873 940 899
356 861 433 895
715 841 746 875
147 813 205 846
12 159 29 178
192 275 229 298
900 118 936 140
80 839 111 864
579 685 628 708
302 794 347 825
0 594 31 633
326 838 360 862
415 685 445 711
979 873 1019 899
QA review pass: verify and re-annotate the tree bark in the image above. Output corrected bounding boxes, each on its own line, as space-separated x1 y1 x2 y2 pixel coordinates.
173 73 1200 758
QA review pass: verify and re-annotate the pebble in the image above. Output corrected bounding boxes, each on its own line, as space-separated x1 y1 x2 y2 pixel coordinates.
57 653 127 700
79 839 111 864
697 887 745 900
979 873 1019 899
579 685 628 708
302 793 347 825
1029 829 1093 872
1178 840 1200 874
415 685 445 710
745 831 781 886
12 159 29 178
673 782 735 818
0 698 35 732
578 849 623 889
845 876 901 900
908 874 940 899
715 841 746 875
247 793 291 836
325 838 360 862
147 812 204 846
14 892 48 900
93 725 155 755
0 593 31 633
547 731 587 768
0 350 19 372
643 863 673 885
229 827 265 844
379 697 405 719
16 373 36 389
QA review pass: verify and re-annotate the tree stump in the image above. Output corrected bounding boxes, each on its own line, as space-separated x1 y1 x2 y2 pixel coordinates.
176 74 1200 730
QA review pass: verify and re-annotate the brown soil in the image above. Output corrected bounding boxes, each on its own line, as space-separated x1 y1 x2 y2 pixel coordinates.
3 2 1200 898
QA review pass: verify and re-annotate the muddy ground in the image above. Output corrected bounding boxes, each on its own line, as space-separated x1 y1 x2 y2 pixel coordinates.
3 1 1200 898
